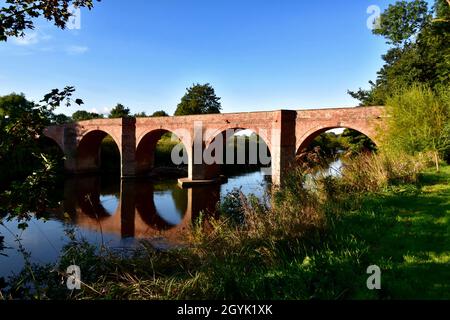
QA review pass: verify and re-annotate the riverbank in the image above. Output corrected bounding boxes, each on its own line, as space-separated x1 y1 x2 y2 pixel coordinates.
3 162 448 300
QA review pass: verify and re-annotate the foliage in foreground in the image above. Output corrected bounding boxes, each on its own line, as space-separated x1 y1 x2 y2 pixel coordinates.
0 0 100 42
0 89 84 223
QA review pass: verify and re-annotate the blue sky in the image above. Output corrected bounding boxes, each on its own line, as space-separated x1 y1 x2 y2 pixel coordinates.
0 0 397 116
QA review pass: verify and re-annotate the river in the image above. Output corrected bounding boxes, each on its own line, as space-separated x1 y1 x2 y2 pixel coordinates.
0 170 270 279
0 159 344 280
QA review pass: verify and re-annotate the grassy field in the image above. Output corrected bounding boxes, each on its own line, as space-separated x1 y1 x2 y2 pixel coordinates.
347 165 450 299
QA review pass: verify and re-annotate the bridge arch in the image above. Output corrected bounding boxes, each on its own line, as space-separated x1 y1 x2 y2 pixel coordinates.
204 125 272 153
42 136 65 155
37 136 66 171
76 129 121 174
39 135 64 153
42 129 65 153
203 127 272 178
296 125 379 155
135 129 189 174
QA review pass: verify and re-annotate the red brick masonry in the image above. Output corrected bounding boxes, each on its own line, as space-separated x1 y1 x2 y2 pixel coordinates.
44 106 384 185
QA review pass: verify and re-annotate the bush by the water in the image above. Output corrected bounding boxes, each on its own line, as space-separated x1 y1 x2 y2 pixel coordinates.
383 84 450 171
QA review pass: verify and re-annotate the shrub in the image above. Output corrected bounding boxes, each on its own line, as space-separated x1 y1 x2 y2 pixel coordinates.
219 188 247 226
383 84 450 171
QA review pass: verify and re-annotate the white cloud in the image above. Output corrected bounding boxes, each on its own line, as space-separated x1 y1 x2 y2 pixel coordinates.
41 34 53 41
11 30 52 46
235 129 254 136
89 107 110 116
66 45 89 55
12 32 39 46
327 128 345 134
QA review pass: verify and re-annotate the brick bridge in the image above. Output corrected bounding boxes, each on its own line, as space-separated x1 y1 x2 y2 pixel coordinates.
44 106 384 185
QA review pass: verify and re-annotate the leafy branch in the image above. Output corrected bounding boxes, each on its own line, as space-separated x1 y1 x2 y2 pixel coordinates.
0 0 100 41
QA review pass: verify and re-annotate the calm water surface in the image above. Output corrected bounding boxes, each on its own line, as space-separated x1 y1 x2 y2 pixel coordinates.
0 159 343 279
0 170 270 278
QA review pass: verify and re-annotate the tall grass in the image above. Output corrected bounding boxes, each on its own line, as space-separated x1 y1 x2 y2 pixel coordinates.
338 151 434 193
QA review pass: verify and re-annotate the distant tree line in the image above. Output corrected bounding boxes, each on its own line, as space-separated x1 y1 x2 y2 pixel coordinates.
304 129 377 159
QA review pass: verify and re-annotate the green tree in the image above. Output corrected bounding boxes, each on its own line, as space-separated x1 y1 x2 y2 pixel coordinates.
109 103 130 119
72 110 103 121
340 129 377 154
373 0 430 47
174 83 222 116
0 88 84 223
349 0 450 105
1 1 99 229
134 112 147 117
0 93 34 120
384 84 450 171
133 110 169 117
307 132 342 157
0 0 99 41
151 110 169 117
51 113 72 124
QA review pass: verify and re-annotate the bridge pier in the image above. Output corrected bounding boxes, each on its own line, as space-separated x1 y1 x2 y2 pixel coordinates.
270 110 297 186
179 149 225 187
62 126 79 174
120 118 138 179
179 110 298 187
60 118 139 178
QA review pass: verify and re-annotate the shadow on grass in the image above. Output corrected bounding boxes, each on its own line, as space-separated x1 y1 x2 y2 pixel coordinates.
418 166 450 187
335 167 450 299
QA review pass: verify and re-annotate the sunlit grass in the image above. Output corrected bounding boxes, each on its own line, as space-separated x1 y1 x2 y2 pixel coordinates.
345 164 450 299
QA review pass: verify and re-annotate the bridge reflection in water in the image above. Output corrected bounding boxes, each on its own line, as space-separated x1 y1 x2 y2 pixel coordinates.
62 176 221 244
